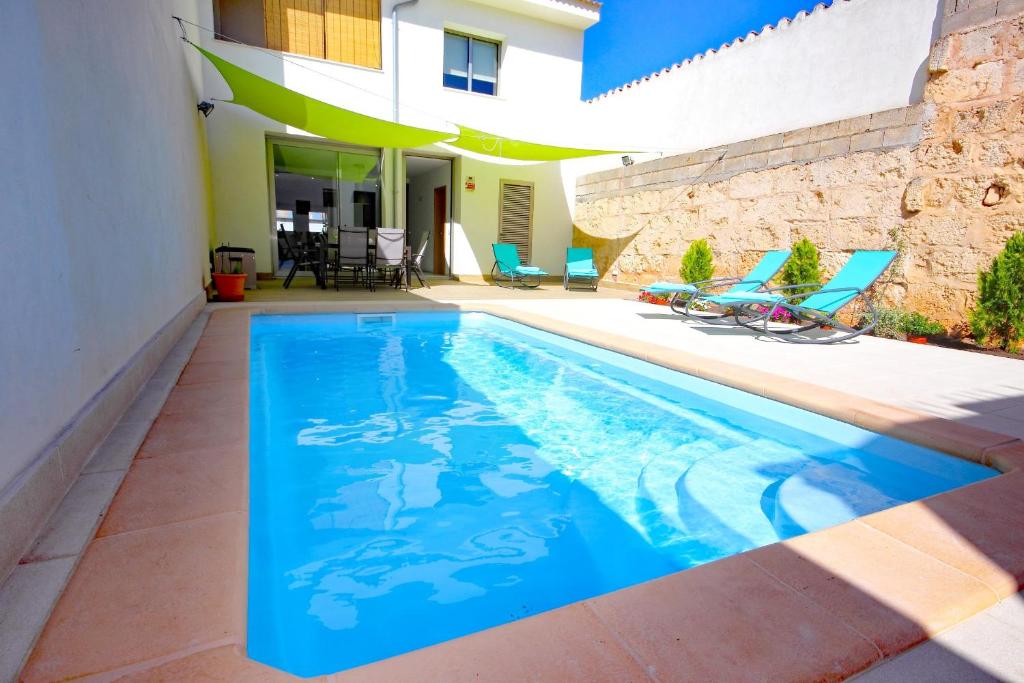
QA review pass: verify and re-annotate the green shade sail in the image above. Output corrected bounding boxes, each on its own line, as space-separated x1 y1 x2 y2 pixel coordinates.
197 46 453 149
196 45 618 162
450 126 618 162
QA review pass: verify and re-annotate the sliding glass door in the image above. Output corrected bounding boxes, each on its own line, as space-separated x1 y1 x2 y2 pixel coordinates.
271 141 381 276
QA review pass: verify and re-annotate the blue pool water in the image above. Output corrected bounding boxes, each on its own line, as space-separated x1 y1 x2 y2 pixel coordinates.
248 312 995 676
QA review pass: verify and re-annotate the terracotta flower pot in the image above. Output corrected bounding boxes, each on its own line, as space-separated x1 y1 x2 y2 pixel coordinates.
212 273 246 302
907 335 928 344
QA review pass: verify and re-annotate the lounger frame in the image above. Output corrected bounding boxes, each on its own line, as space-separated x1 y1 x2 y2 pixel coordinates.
670 277 774 323
685 283 883 344
491 261 543 289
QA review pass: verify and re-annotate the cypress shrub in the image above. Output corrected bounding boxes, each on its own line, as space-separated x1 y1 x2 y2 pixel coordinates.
679 239 714 283
970 231 1024 352
780 238 821 295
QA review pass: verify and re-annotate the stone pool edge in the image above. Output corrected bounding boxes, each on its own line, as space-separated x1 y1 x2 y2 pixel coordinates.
18 302 1024 682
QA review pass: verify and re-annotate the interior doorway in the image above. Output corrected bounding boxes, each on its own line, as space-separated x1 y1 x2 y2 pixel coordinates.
433 186 447 274
404 155 452 276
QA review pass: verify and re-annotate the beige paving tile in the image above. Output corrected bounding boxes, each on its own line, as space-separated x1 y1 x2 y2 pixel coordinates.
748 521 998 656
983 440 1024 473
112 645 311 682
861 499 1023 600
160 379 247 418
99 446 246 537
585 554 880 682
137 408 247 458
22 513 246 683
178 359 249 386
340 603 649 683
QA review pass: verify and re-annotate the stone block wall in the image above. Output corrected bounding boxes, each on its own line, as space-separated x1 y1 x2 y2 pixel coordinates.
942 0 1024 35
573 10 1024 328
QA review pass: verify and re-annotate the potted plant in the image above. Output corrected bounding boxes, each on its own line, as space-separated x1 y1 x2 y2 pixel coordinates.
903 312 944 344
212 262 246 302
638 290 671 306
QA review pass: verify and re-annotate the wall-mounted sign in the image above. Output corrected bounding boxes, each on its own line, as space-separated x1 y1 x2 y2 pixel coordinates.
465 176 476 192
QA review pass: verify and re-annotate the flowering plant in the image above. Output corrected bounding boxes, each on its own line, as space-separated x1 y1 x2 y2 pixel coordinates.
639 290 671 306
753 303 795 323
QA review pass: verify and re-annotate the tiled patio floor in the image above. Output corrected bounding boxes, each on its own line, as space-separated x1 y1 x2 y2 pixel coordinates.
11 285 1024 681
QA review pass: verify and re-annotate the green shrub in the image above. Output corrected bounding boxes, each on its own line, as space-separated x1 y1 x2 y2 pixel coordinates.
862 307 945 339
903 312 945 337
869 306 906 339
679 239 714 283
780 238 821 295
970 232 1024 352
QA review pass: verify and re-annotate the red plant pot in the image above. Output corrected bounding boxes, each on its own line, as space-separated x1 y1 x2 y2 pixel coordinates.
907 335 928 344
212 273 246 302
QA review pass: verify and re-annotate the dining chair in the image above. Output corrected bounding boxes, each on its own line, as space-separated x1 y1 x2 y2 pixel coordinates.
335 227 371 290
374 228 407 291
279 226 321 289
407 233 430 288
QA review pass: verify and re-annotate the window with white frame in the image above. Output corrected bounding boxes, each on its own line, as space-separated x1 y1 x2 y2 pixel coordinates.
443 31 499 95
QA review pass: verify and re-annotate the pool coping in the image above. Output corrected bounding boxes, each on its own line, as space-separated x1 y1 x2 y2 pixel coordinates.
20 301 1024 682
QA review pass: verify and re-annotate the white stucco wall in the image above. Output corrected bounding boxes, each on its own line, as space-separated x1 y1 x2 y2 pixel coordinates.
452 159 572 276
0 0 211 495
194 0 588 273
578 0 943 169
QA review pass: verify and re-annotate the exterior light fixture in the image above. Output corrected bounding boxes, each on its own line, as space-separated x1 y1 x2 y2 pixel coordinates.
621 155 634 167
197 101 215 117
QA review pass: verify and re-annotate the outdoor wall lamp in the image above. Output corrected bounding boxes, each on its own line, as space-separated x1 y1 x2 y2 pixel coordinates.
197 101 215 117
621 155 634 167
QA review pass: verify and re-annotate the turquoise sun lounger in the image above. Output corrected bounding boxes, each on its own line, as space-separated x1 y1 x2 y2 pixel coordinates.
689 250 897 344
491 243 548 288
564 247 599 290
645 249 791 318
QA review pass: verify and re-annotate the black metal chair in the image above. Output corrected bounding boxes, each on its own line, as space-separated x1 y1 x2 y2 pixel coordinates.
279 226 321 289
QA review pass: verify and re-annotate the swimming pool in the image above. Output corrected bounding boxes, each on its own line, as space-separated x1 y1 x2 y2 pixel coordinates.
248 311 995 676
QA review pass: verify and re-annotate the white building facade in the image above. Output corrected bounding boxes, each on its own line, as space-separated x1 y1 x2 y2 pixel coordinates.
192 0 601 279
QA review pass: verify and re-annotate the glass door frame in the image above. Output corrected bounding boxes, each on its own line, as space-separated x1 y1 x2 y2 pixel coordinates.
264 133 383 276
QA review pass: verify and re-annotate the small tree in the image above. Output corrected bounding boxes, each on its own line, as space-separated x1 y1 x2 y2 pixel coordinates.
970 231 1024 352
780 238 821 295
680 239 714 283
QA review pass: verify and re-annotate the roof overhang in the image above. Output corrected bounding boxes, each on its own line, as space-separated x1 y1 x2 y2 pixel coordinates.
464 0 600 30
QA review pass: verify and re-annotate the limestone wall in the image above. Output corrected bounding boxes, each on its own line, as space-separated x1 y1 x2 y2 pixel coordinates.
573 11 1024 329
942 0 1024 34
